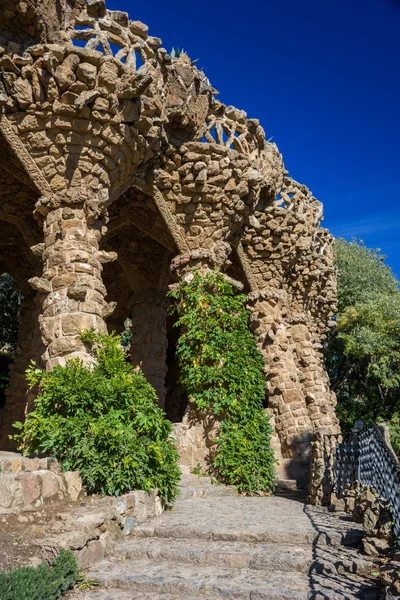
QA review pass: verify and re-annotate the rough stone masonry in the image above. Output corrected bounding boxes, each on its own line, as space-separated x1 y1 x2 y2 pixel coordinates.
0 0 339 477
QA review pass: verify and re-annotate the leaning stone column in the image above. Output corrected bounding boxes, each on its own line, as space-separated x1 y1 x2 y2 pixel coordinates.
289 315 339 436
246 288 313 460
30 203 114 369
130 291 168 408
0 295 44 450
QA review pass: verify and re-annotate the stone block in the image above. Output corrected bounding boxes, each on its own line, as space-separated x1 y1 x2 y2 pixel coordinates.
39 471 62 499
15 472 41 506
77 539 105 569
63 471 83 502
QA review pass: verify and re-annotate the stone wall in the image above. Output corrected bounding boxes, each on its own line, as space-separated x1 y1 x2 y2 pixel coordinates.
0 0 338 469
0 455 83 511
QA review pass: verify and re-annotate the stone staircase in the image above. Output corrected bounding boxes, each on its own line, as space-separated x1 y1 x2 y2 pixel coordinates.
74 472 381 600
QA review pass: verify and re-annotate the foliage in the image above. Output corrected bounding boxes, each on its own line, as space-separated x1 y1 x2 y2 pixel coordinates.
13 331 180 502
120 317 133 348
169 270 276 494
0 549 77 600
326 238 400 430
170 47 199 66
0 273 21 353
386 414 400 459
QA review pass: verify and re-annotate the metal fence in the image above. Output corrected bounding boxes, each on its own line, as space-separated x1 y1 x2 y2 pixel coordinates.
330 425 400 537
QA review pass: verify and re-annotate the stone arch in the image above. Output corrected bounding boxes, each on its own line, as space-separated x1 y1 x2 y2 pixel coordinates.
0 0 340 478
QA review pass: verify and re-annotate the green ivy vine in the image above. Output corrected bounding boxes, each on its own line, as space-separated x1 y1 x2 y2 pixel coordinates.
169 270 276 494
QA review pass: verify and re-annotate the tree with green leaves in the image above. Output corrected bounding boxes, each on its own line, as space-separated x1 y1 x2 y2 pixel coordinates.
0 273 21 405
326 239 400 429
0 273 21 353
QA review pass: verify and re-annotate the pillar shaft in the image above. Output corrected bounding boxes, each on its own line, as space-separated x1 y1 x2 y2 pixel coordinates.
130 292 168 407
290 317 339 435
247 289 313 458
34 206 109 369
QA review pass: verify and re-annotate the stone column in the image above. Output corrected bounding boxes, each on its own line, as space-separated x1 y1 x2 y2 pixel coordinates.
246 289 313 459
0 295 44 450
130 291 168 408
30 205 113 369
169 244 230 469
290 315 339 436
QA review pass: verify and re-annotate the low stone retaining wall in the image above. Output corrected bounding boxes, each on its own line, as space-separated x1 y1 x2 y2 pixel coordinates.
0 453 165 570
36 489 164 569
0 454 82 511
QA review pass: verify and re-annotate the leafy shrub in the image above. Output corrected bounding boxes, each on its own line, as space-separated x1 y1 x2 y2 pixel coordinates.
14 332 180 503
169 270 276 494
0 549 77 600
386 414 400 459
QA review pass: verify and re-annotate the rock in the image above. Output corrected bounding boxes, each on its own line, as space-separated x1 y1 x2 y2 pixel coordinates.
63 471 83 502
119 99 139 122
14 78 33 108
39 471 63 499
77 539 105 569
54 54 80 91
98 61 119 91
129 20 149 38
75 89 100 110
86 0 106 17
122 516 137 535
76 62 98 88
15 472 41 506
363 536 392 556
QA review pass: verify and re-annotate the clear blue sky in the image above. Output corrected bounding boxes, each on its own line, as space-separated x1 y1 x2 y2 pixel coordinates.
107 0 400 279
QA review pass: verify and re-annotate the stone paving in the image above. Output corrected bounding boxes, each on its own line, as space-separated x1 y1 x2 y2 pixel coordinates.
73 474 381 600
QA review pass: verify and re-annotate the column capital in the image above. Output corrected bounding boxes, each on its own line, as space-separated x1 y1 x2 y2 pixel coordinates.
170 241 231 276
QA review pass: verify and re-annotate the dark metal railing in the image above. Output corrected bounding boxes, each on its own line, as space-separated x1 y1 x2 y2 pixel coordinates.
328 425 400 537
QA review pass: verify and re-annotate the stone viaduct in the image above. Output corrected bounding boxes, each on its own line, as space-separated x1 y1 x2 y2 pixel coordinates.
0 0 339 479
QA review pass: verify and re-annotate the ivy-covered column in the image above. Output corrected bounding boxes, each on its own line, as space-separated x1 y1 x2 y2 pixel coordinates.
246 289 313 459
29 201 115 369
169 267 276 493
130 291 169 408
169 246 230 469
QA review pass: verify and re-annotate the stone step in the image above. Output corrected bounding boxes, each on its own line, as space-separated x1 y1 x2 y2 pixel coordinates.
75 587 380 600
74 592 200 600
113 536 373 578
134 518 316 545
87 559 310 599
133 496 322 546
114 537 313 573
179 472 216 487
276 479 300 492
177 484 237 501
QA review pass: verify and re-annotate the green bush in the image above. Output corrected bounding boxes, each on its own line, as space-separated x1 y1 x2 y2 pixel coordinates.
13 331 180 503
385 414 400 459
169 270 276 494
0 549 77 600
